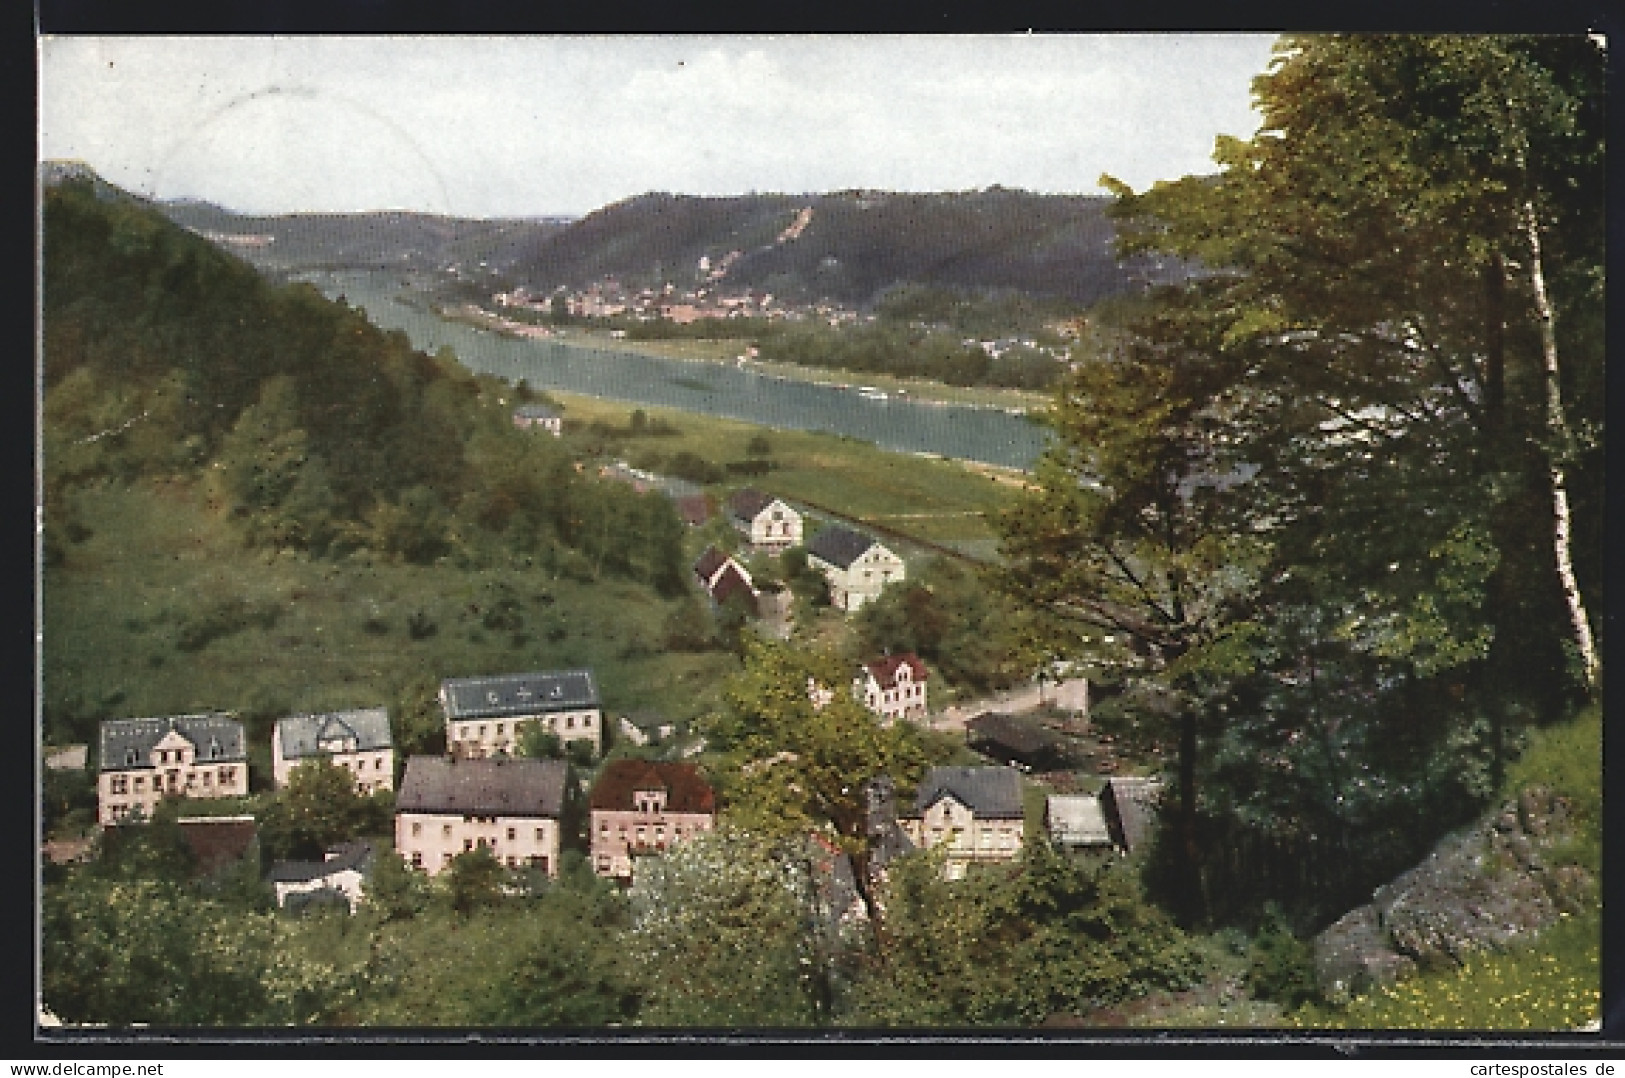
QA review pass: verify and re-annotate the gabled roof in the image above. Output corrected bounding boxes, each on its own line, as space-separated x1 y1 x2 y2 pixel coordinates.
275 708 393 759
727 488 789 524
514 403 559 419
395 756 567 818
440 670 599 719
588 759 716 814
805 525 878 569
266 840 375 884
907 766 1024 820
693 545 730 584
863 653 928 689
1045 794 1113 847
710 563 757 606
99 714 246 771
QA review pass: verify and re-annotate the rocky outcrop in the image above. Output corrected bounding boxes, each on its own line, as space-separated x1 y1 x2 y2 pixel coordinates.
1312 785 1595 1004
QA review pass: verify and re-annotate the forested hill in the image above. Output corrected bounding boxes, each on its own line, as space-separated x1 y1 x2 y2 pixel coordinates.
155 198 571 277
41 172 686 594
511 188 1185 306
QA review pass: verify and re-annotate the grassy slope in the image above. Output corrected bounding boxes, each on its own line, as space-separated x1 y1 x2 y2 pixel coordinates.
553 392 1022 559
43 477 740 751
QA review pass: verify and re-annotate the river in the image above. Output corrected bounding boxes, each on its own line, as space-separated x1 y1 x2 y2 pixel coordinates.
298 270 1050 470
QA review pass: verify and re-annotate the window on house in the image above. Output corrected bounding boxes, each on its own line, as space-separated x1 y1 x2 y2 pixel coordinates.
411 852 422 867
443 824 452 837
535 828 544 842
507 827 516 841
412 822 422 837
466 839 475 851
478 725 486 737
496 723 504 735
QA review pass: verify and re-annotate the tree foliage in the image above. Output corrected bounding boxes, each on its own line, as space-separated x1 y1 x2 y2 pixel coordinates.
1001 34 1604 923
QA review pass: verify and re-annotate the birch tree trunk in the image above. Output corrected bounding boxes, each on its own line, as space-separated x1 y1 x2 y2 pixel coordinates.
1522 200 1601 694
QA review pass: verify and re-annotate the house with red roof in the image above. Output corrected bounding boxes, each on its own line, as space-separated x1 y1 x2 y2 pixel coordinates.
855 652 930 723
588 759 717 882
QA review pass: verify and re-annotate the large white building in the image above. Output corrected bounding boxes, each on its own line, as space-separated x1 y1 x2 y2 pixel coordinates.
394 756 568 877
272 708 395 794
805 526 905 612
440 670 602 758
97 714 249 826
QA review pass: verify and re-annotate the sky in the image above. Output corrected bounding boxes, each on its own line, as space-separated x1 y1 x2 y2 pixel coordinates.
39 35 1280 219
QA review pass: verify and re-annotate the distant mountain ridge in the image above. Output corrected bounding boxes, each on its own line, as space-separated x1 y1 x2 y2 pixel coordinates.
511 187 1184 307
40 162 1186 307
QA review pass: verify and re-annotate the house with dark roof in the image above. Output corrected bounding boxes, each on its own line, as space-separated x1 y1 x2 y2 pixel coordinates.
804 526 904 612
693 544 758 603
727 488 802 552
266 840 374 912
272 708 395 794
966 712 1070 772
440 670 601 758
898 766 1026 879
674 493 712 527
1100 776 1163 854
97 715 248 826
588 760 717 881
512 403 562 435
855 653 929 722
395 755 569 876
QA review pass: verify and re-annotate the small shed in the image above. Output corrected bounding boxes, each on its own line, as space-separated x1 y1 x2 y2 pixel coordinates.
1044 794 1114 850
967 712 1070 772
44 744 88 771
674 493 712 526
1100 776 1163 853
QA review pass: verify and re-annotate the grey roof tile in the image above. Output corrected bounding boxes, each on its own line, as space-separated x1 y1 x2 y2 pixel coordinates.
907 766 1025 819
395 755 567 818
274 708 393 760
99 714 246 771
440 670 599 720
805 525 877 569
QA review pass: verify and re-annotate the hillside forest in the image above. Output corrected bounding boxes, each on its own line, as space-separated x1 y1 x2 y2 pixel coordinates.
39 34 1601 1030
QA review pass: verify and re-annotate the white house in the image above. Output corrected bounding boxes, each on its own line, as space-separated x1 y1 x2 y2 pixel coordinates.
97 715 249 826
898 766 1026 880
272 708 395 794
855 653 929 722
394 756 568 877
805 526 905 612
266 840 374 912
512 403 563 436
727 488 802 552
440 670 602 758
